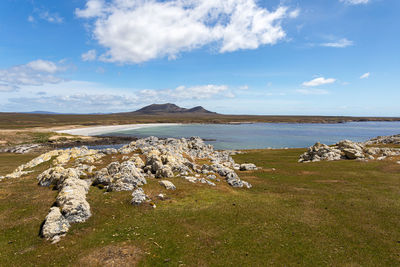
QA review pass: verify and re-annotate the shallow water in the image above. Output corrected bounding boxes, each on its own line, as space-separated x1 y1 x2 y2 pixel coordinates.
100 122 400 150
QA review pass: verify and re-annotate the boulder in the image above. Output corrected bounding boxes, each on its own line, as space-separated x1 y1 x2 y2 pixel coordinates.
343 148 364 160
56 177 91 223
240 163 257 171
94 161 146 192
41 207 70 239
131 188 148 206
37 167 82 188
159 180 176 190
155 166 174 178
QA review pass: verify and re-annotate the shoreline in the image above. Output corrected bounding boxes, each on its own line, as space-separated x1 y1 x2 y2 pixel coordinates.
55 123 182 136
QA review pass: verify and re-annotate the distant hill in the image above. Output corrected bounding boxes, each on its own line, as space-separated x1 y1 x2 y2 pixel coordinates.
130 103 217 115
24 111 60 114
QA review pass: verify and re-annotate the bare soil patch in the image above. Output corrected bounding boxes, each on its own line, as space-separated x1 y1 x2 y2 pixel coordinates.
78 244 143 267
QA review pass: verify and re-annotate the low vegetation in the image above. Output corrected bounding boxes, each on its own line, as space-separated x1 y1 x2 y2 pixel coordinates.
1 112 400 129
0 148 399 266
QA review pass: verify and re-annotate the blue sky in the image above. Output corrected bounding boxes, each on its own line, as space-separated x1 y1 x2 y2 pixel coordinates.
0 0 399 115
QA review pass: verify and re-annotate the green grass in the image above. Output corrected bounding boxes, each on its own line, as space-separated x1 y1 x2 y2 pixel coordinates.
0 149 399 266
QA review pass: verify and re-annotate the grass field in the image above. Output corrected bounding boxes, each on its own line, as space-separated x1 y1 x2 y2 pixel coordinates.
0 149 399 266
1 112 400 129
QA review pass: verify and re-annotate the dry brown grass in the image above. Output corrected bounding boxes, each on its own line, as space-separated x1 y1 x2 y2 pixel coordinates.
78 243 143 267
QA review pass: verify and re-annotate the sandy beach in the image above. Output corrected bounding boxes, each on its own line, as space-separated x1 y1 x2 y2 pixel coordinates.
55 123 181 136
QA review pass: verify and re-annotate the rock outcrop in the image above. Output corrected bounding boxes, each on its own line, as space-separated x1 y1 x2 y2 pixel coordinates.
41 207 70 241
0 144 41 154
1 136 256 241
299 139 400 163
365 134 400 145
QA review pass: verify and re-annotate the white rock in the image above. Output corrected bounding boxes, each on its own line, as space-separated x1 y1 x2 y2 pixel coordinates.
159 180 176 190
240 163 257 171
41 207 70 240
131 188 148 206
184 176 198 183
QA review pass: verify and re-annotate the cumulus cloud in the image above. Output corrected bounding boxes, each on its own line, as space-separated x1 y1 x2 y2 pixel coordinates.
26 59 59 73
0 60 65 90
81 49 97 61
296 89 330 95
138 84 232 102
76 0 298 64
302 77 336 87
340 0 369 5
360 72 370 79
239 85 249 90
321 38 354 48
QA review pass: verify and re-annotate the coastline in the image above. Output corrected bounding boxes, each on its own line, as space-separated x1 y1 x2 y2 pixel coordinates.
55 123 181 136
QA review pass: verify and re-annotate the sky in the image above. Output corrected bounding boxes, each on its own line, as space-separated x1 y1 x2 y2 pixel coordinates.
0 0 399 116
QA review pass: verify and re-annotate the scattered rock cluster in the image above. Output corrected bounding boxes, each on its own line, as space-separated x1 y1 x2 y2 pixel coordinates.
0 144 42 154
299 139 400 162
365 134 400 145
1 136 256 242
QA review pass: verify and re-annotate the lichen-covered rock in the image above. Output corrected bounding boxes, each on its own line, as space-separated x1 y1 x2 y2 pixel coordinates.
37 167 83 188
5 170 34 179
131 188 148 206
365 134 400 145
56 177 91 223
240 163 258 171
155 166 174 178
94 161 146 191
41 207 70 239
7 136 256 241
198 178 216 186
159 180 176 190
299 142 342 163
299 139 400 163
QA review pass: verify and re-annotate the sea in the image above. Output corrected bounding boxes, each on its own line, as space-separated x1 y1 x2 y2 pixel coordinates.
97 121 400 150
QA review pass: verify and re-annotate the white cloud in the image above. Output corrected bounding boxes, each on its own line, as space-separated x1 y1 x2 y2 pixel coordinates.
340 0 370 5
302 77 336 87
0 84 18 93
138 84 232 102
360 72 370 79
39 11 64 23
26 59 59 73
4 83 233 112
289 9 300 18
0 60 65 90
239 85 249 90
81 50 97 61
76 0 298 64
296 89 330 95
321 38 354 48
29 10 64 24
